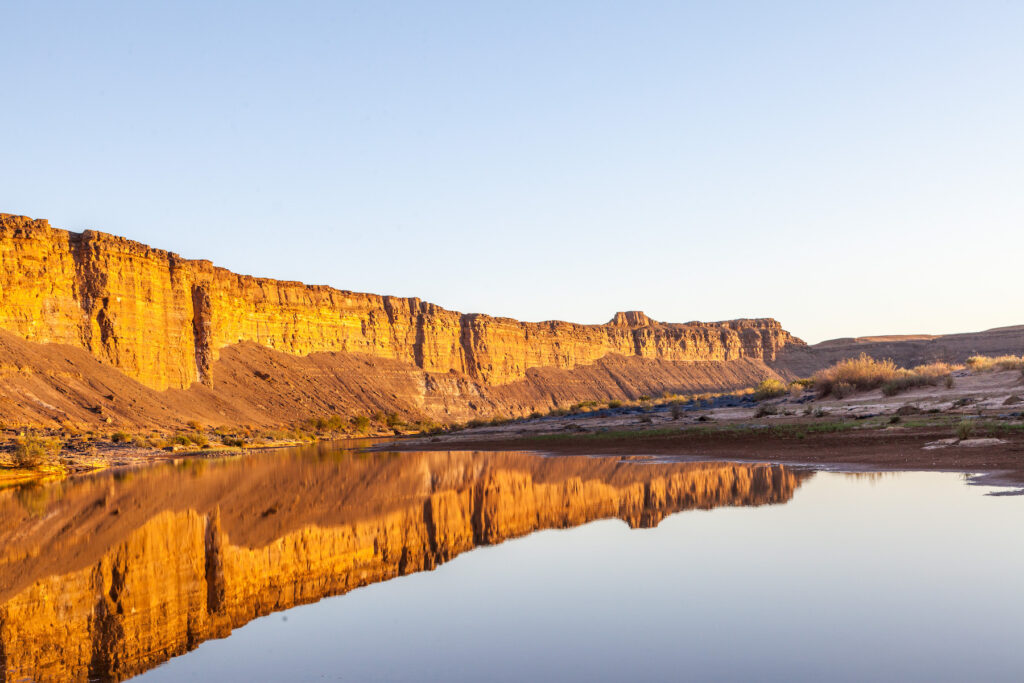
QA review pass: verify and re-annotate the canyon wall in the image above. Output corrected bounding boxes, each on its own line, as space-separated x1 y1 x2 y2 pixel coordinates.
0 214 802 392
0 448 804 682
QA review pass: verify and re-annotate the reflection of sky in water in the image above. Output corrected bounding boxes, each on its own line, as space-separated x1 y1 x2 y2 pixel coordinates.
137 472 1024 682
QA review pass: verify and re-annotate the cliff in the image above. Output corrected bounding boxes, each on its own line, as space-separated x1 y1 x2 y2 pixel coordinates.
0 447 805 681
0 213 801 394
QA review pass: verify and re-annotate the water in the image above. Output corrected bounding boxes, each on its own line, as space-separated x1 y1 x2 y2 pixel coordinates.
0 445 1022 682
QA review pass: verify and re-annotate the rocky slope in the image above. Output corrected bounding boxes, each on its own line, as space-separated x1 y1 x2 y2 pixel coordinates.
773 326 1024 378
0 213 803 426
0 447 804 682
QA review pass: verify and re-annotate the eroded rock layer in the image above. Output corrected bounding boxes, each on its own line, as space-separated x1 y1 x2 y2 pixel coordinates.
0 214 801 393
0 447 805 681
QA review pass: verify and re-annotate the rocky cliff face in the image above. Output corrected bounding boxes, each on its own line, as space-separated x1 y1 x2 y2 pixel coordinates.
0 448 805 682
0 214 802 393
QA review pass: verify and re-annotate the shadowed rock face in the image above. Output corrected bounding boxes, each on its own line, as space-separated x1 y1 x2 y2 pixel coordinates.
0 447 805 682
0 214 801 392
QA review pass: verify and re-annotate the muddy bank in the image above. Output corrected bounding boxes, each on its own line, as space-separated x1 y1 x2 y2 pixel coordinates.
387 425 1024 481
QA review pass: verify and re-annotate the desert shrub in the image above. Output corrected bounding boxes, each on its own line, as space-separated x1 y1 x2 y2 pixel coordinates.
351 416 371 434
753 378 788 401
881 376 932 396
790 378 814 389
956 420 976 441
12 434 62 468
190 432 209 448
813 355 899 397
831 381 855 399
221 436 246 448
110 431 131 443
304 414 346 432
171 433 192 446
186 420 203 431
385 412 403 428
416 420 442 434
528 411 543 419
638 395 652 402
881 363 958 396
607 400 623 409
815 355 958 398
754 404 778 418
966 355 1024 372
670 403 683 420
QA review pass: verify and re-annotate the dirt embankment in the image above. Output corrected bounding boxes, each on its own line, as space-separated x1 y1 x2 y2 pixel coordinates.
387 369 1024 484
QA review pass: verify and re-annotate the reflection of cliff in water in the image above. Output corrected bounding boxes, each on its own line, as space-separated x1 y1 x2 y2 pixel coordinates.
0 446 807 682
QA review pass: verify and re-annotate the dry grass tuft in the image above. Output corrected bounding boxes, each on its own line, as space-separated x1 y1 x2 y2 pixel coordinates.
753 378 788 401
966 355 1024 372
814 354 960 398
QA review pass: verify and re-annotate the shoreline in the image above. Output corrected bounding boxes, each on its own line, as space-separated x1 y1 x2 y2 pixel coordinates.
378 423 1024 487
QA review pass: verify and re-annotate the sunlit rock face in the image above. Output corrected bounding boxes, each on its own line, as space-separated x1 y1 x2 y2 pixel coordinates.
0 448 805 682
0 214 803 392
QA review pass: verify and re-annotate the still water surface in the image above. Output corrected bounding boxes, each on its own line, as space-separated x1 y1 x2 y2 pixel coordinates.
0 445 1021 682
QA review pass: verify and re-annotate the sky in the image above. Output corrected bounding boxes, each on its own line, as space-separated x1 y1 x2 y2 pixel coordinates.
2 1 1022 344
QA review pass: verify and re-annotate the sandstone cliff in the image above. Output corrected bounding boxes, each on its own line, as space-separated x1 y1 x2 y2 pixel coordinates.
0 214 799 390
0 447 805 681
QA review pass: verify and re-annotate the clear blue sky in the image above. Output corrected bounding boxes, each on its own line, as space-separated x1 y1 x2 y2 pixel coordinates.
2 1 1021 343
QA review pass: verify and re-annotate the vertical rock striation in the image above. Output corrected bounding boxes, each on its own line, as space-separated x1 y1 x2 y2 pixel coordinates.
0 214 804 392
